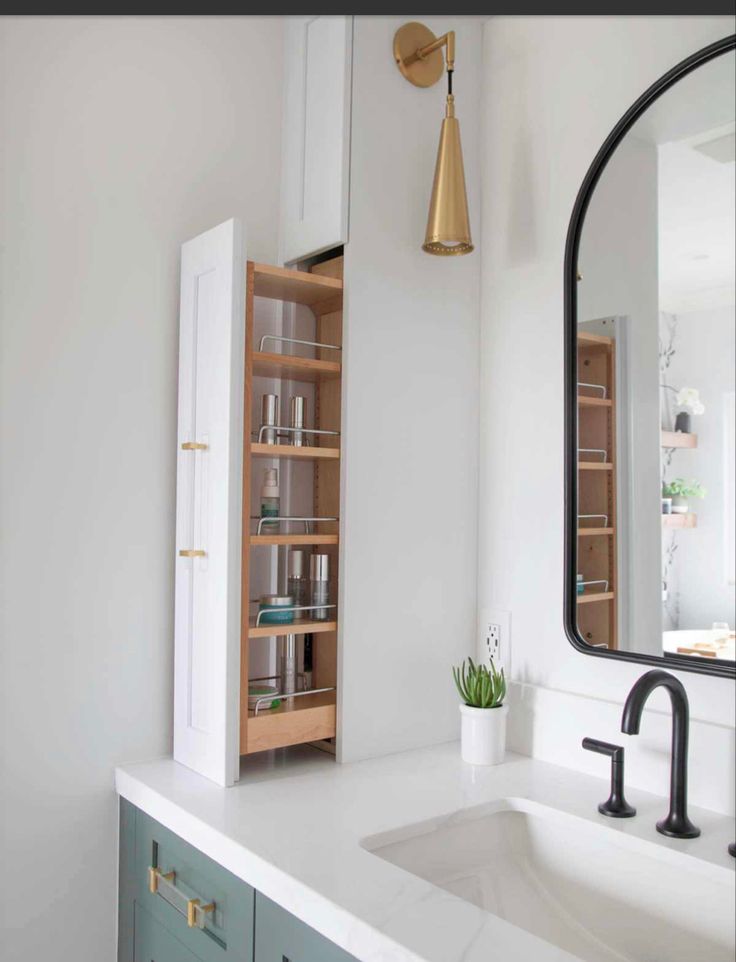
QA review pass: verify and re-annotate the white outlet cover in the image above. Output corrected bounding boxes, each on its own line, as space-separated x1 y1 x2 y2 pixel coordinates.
478 607 511 676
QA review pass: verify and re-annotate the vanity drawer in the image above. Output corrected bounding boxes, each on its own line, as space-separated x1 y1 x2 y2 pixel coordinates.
134 809 254 962
254 892 357 962
134 902 205 962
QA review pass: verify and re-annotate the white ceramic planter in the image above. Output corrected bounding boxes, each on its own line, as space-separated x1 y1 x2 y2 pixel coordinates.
460 703 508 765
671 495 689 514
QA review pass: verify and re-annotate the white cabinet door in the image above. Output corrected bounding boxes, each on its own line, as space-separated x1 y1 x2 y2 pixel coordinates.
280 16 353 264
173 218 244 787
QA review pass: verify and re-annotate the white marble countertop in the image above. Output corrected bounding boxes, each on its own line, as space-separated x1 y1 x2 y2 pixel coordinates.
116 743 735 962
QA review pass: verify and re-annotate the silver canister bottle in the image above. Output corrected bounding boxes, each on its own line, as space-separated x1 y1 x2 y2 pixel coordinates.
287 549 309 609
289 395 306 447
310 553 330 622
261 393 279 445
280 634 297 696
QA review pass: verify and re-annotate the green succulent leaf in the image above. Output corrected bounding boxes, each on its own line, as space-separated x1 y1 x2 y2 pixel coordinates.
451 655 506 708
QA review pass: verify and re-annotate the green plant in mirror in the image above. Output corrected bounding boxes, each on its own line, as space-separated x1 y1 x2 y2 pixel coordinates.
662 478 706 499
452 657 506 708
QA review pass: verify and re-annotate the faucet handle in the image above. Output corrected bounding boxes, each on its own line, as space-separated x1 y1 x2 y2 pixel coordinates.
582 738 636 818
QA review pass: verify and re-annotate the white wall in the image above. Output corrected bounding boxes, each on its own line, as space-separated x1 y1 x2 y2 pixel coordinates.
479 16 736 814
338 17 482 763
0 17 283 962
663 305 736 630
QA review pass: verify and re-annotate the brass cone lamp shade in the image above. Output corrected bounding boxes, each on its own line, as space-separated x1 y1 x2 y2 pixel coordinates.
423 95 473 256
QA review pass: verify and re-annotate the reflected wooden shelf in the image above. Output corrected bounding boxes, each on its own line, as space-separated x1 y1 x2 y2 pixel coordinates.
578 461 613 471
250 533 339 547
248 618 337 639
577 591 615 604
662 513 697 529
253 263 342 314
661 431 697 449
244 690 336 754
578 396 613 408
252 351 341 382
251 443 339 461
577 331 613 351
578 527 614 537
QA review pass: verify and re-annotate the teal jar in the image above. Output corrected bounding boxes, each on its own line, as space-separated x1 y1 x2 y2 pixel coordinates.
577 574 585 596
258 594 295 625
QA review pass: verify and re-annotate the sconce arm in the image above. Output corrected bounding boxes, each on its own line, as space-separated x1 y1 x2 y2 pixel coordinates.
404 30 455 71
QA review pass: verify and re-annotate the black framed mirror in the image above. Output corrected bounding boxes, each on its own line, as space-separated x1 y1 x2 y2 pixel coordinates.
564 35 736 678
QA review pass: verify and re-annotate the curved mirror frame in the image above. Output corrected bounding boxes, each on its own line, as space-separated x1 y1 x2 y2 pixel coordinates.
564 34 736 679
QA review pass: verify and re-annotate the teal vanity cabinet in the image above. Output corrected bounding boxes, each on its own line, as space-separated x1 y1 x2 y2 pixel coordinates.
119 799 254 962
254 892 357 962
119 800 357 962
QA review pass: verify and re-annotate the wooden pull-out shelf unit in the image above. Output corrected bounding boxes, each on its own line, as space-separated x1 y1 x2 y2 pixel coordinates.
240 258 344 756
577 331 618 650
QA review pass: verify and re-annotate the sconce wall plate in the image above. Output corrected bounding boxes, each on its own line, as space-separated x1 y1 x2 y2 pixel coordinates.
393 22 445 88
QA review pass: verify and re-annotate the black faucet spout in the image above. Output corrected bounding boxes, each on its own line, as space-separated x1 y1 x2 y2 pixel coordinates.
621 669 700 839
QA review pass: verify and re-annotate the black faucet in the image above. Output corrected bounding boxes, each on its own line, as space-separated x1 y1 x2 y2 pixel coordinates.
621 669 700 839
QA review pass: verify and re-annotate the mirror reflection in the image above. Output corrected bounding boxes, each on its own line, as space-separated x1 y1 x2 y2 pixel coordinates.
576 49 735 663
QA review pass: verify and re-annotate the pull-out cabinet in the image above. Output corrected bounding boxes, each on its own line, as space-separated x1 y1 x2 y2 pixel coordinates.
240 258 344 758
172 222 345 784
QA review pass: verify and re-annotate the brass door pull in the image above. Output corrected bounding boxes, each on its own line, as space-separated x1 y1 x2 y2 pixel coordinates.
181 441 208 450
148 866 175 894
147 866 215 929
179 549 207 558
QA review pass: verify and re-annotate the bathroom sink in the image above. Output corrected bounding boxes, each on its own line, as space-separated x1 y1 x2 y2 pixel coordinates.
362 798 735 962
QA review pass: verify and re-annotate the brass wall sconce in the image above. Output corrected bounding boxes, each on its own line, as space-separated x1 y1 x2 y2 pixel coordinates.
393 21 473 256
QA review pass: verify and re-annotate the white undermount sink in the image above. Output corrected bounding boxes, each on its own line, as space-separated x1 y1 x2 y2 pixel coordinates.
363 798 735 962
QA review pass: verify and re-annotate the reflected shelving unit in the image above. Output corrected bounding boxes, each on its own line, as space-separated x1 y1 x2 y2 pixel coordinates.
240 258 343 756
576 331 618 648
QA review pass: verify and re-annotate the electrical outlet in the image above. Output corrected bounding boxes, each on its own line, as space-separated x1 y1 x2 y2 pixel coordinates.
486 623 501 663
479 608 511 675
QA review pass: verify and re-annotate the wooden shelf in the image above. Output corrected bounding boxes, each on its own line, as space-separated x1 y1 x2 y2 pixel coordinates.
578 396 612 408
251 443 339 461
252 351 341 383
248 618 337 639
253 263 342 314
244 691 336 754
577 591 615 604
578 461 613 471
577 331 613 351
578 527 614 536
661 431 697 449
662 513 697 529
250 533 339 546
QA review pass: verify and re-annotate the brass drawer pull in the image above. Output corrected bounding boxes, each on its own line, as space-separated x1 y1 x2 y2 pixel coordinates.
181 441 208 450
147 866 215 929
179 549 207 558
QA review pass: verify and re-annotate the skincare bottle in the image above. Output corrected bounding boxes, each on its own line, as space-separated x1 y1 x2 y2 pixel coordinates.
261 393 279 445
287 550 309 610
303 635 313 690
260 468 280 528
290 395 306 447
281 634 297 695
310 554 330 622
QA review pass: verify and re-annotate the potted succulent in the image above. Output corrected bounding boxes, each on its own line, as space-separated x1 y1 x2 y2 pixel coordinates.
452 656 507 765
662 478 706 514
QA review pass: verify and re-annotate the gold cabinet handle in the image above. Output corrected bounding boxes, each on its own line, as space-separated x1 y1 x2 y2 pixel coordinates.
148 866 175 894
187 897 215 928
181 441 208 450
179 549 206 558
147 866 215 930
